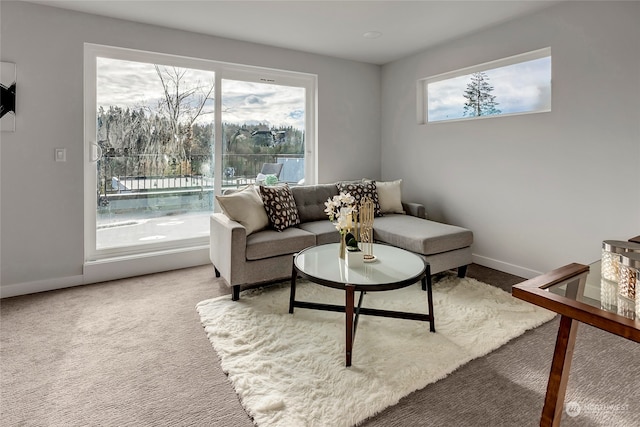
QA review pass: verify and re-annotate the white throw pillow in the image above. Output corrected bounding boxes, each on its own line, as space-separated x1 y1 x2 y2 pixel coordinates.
376 179 405 214
215 185 269 235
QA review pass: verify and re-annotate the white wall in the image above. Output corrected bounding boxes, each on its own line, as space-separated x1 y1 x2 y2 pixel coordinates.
381 1 640 278
3 1 638 297
0 1 381 294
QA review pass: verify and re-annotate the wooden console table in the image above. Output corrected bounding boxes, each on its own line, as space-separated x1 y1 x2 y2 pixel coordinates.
512 261 640 427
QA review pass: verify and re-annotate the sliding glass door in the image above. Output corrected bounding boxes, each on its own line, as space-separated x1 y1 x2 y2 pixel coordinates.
84 44 315 262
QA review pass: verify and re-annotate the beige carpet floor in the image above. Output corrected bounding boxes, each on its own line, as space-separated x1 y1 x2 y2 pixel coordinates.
1 264 638 426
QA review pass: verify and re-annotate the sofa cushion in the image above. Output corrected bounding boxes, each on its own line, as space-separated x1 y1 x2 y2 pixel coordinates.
215 185 269 235
245 227 315 260
373 214 473 255
291 183 339 223
376 179 405 214
337 180 382 217
259 184 300 231
297 220 341 245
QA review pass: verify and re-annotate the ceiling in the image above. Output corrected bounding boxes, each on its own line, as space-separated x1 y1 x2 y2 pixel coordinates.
23 1 561 64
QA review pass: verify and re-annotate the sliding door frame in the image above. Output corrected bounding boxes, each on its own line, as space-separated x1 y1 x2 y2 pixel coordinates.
83 43 317 265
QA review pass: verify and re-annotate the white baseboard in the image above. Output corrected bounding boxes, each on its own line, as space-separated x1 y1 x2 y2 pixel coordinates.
1 246 211 299
472 254 543 280
0 274 85 299
83 246 210 284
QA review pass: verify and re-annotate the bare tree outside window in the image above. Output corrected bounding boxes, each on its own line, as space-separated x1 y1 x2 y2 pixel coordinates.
463 72 501 117
154 65 214 160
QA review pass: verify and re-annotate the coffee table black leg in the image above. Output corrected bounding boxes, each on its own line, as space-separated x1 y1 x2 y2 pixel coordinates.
423 276 436 333
345 284 355 367
289 254 298 314
422 264 432 291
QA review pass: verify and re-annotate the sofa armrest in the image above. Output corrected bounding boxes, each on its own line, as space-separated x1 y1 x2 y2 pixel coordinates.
210 213 248 286
402 202 427 219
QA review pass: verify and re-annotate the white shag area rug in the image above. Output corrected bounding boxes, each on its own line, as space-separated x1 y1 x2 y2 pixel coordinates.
196 274 555 427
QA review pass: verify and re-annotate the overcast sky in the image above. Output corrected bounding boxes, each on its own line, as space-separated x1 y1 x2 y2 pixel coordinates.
427 56 551 122
97 58 305 129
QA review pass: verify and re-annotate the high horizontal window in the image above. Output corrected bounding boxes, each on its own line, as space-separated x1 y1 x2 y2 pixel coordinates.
418 47 551 123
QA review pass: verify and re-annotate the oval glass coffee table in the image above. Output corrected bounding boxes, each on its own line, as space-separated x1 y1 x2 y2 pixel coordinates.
289 243 434 367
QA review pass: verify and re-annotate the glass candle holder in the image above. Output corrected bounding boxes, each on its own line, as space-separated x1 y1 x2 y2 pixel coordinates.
601 240 640 282
617 295 636 320
600 278 618 312
619 252 640 301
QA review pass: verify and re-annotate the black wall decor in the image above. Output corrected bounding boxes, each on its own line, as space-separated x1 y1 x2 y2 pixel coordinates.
1 61 17 132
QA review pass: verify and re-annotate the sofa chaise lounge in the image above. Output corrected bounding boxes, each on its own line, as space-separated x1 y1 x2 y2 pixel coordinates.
210 180 473 300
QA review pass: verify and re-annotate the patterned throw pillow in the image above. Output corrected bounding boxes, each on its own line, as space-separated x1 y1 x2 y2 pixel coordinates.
336 180 382 217
259 184 300 231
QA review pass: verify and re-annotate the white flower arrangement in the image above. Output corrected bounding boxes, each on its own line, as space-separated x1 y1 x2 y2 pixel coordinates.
324 192 356 233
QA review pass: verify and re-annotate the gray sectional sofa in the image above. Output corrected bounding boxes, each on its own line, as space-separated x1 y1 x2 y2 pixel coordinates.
210 181 473 300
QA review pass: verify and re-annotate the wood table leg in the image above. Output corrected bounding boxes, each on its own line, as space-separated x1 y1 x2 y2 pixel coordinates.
345 284 355 367
541 314 579 427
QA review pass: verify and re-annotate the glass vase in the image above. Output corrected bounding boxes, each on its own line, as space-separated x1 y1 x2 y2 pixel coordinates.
339 232 346 259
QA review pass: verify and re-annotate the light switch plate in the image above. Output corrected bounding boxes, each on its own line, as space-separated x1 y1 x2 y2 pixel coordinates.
55 148 66 162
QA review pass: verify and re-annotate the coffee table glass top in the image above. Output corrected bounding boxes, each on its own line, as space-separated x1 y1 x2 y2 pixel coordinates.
295 243 425 286
547 260 638 321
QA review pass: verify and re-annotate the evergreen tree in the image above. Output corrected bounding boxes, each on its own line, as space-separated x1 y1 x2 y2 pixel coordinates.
463 72 501 117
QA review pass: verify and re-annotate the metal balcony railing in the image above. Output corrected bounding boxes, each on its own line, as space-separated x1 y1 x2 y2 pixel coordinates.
96 153 304 213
